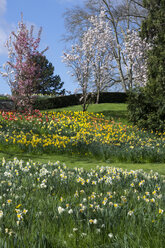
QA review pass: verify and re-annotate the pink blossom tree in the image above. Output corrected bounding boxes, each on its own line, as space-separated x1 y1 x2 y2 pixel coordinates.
1 14 48 111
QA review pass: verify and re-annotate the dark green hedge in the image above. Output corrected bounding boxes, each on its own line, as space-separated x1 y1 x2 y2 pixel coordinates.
98 92 127 103
0 99 15 111
127 89 165 132
34 92 127 110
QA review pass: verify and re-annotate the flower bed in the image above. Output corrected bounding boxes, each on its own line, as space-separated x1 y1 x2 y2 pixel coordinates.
0 110 165 162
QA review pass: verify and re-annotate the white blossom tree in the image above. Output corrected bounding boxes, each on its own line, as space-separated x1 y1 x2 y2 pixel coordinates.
82 10 117 103
63 10 119 107
63 0 148 91
63 10 149 110
63 44 93 111
123 29 150 88
83 11 150 92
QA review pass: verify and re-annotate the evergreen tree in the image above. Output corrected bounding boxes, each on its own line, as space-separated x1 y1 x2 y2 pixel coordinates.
128 0 165 131
141 0 165 95
33 55 65 95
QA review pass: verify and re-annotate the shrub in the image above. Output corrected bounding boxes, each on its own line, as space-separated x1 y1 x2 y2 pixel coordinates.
128 88 165 132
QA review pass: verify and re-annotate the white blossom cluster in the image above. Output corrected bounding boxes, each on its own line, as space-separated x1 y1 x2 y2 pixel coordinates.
82 10 116 97
63 10 116 104
123 30 150 87
63 10 150 98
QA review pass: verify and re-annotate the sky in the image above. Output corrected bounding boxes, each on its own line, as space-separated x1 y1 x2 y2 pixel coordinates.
0 0 85 95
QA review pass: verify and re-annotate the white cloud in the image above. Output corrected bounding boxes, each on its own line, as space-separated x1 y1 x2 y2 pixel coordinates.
0 0 7 54
0 0 12 55
0 27 7 54
0 0 6 16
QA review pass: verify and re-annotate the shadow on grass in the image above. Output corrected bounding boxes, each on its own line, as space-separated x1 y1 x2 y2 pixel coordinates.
96 110 128 124
0 144 96 163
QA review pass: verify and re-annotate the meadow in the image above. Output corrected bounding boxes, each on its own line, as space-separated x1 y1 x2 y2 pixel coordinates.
0 103 164 247
0 158 164 247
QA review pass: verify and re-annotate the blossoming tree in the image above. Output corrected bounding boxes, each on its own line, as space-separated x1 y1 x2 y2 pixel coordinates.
63 10 149 109
82 10 116 103
63 0 149 92
63 44 93 111
63 10 116 108
123 29 150 88
0 14 48 111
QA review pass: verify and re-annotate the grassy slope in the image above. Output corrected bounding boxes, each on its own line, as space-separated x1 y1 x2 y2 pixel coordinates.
0 103 165 175
45 103 129 124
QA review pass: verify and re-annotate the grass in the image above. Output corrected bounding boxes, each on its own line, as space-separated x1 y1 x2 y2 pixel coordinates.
0 95 9 100
0 146 164 175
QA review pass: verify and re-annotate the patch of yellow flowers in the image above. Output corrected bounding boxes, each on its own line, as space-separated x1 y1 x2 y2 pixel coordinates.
0 110 165 158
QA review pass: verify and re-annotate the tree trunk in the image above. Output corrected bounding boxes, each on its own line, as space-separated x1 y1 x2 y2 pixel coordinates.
96 88 100 104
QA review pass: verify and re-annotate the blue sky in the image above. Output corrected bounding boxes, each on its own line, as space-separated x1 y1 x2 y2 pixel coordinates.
0 0 84 95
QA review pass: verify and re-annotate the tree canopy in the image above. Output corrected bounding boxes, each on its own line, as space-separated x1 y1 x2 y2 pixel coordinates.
128 0 165 131
32 55 65 96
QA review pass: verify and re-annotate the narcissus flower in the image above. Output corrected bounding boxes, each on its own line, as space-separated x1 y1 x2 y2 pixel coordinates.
0 210 3 218
159 209 164 214
58 206 65 214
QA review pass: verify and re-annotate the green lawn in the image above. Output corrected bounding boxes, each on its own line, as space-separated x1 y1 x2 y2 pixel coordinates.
0 148 164 175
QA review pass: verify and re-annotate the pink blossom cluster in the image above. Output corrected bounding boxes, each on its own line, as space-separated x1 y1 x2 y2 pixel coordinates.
1 14 48 111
